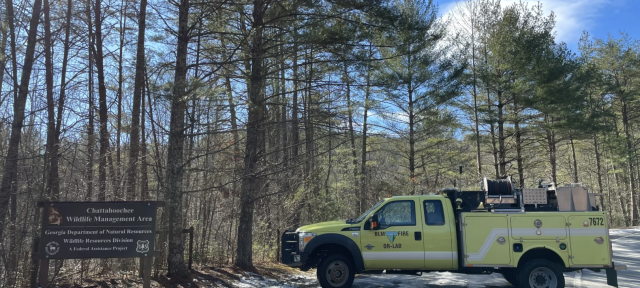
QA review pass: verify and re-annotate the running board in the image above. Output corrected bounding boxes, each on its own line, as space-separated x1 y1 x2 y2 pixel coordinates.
385 270 422 276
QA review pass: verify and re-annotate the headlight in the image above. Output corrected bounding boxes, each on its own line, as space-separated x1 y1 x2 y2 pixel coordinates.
298 232 316 252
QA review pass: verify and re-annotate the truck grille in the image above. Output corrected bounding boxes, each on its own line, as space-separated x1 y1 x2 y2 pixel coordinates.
281 230 299 264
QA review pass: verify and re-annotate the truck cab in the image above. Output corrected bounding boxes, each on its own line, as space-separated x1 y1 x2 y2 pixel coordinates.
281 181 626 288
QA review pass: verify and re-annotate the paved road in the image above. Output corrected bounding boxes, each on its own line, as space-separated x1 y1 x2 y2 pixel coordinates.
344 230 639 288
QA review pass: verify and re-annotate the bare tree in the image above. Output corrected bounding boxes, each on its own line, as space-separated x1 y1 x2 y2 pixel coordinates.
85 0 96 200
126 0 148 200
94 0 110 201
0 0 43 243
166 0 190 278
235 0 268 268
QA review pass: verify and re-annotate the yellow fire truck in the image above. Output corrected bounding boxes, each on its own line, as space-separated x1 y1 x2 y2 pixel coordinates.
281 179 627 288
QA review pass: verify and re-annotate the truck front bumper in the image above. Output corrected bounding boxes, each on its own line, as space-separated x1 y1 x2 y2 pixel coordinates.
280 230 308 267
606 262 627 287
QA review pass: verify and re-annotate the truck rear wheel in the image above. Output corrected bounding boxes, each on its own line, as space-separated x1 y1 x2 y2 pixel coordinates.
317 254 355 288
517 259 565 288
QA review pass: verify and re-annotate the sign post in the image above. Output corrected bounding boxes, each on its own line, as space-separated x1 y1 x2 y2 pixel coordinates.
38 201 162 288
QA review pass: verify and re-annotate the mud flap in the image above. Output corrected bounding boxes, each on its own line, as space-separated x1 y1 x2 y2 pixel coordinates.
606 262 618 288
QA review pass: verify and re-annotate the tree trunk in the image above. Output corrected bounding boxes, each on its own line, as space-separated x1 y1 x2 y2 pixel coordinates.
344 61 358 196
44 0 55 200
278 43 291 226
51 0 72 200
409 83 415 194
290 19 301 228
235 0 266 268
39 8 57 282
292 22 300 164
621 98 639 225
0 0 43 244
360 43 373 214
594 134 605 211
497 90 506 177
37 4 71 281
223 45 241 207
94 0 110 201
146 69 168 276
305 48 315 192
4 4 22 280
546 118 557 185
116 0 127 199
0 3 8 103
280 47 288 168
612 117 631 226
140 77 149 201
85 0 95 200
6 0 19 116
483 44 498 179
514 100 523 188
225 76 241 159
126 0 147 200
570 136 579 183
487 90 498 179
471 24 481 176
166 0 190 278
613 162 630 226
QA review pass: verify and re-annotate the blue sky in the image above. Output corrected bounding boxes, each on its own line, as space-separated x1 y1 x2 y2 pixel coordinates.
437 0 640 53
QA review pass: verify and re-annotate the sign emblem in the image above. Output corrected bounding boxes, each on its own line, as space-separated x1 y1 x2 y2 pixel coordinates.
48 207 63 225
365 244 375 250
497 237 506 245
351 232 359 238
534 219 542 229
583 220 589 227
136 240 150 253
45 241 60 255
386 232 398 243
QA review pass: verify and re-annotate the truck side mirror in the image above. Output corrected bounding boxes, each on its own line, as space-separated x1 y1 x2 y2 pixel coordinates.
371 214 380 230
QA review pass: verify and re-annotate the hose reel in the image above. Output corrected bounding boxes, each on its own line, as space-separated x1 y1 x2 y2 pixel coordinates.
483 177 515 196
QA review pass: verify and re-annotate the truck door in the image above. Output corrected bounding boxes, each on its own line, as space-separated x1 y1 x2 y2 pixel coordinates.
462 214 511 266
421 199 455 269
568 214 610 266
360 200 424 269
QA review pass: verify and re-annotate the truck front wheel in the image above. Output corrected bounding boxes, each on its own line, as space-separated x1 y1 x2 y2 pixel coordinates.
317 254 355 288
517 259 565 288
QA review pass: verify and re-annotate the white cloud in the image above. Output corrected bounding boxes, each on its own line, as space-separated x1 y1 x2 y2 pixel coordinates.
440 0 611 46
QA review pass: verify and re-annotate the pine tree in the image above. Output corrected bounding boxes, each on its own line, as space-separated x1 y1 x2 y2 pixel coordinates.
377 0 464 194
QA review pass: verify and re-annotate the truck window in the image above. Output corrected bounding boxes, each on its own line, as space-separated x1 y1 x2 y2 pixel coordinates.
351 200 385 223
424 200 445 225
375 200 415 226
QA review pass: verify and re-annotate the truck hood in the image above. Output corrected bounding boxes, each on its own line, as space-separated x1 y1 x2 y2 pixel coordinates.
296 220 358 233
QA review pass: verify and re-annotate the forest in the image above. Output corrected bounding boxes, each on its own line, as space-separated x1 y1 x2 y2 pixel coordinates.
0 0 639 286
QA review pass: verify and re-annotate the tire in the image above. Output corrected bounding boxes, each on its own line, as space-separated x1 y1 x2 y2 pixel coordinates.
317 254 355 288
501 269 519 287
517 259 565 288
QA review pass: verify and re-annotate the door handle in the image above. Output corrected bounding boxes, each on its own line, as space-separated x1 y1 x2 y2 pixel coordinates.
415 232 422 241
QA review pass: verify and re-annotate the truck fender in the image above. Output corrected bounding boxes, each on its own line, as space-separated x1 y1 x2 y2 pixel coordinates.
518 246 568 268
304 233 365 273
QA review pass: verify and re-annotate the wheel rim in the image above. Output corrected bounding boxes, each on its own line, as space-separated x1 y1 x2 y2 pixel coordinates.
528 267 558 288
326 260 349 287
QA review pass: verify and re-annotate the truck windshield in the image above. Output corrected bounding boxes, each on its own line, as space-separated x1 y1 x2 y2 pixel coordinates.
347 200 385 224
